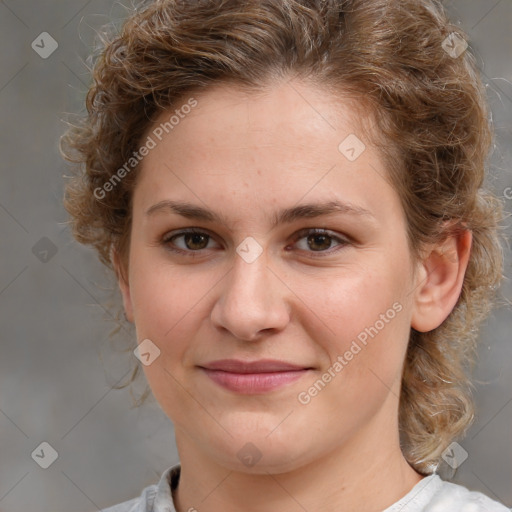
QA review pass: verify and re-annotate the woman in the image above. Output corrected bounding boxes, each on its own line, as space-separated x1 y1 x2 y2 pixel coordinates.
61 0 508 510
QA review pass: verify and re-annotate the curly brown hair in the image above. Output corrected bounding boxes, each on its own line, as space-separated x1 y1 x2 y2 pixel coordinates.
61 0 505 475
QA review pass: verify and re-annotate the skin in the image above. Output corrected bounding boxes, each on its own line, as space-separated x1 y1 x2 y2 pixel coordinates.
114 77 472 512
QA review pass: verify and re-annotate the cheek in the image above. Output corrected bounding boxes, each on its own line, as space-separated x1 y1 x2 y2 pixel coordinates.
298 264 411 387
127 259 210 406
129 249 211 336
303 266 405 341
127 257 224 383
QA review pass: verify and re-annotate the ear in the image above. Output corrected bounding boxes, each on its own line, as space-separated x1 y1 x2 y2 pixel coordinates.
110 246 134 323
411 228 472 333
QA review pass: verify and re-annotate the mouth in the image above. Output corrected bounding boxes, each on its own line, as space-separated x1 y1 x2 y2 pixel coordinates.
198 359 313 394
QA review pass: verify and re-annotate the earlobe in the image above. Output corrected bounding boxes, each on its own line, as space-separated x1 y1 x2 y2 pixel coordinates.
411 229 472 333
110 246 134 323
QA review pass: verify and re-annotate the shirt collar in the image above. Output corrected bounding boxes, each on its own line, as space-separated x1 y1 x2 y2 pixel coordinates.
150 464 441 512
153 463 181 512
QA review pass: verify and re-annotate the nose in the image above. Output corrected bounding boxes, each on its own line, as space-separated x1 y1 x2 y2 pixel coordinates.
210 247 291 342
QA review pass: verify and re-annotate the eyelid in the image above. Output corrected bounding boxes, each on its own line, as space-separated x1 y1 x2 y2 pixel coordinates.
161 227 351 257
291 227 349 243
162 227 222 248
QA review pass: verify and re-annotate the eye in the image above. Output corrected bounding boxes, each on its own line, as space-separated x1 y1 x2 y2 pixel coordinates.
162 228 220 256
290 228 350 257
161 227 350 258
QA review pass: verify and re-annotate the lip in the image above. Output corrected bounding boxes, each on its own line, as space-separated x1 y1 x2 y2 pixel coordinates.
201 359 310 373
199 359 312 394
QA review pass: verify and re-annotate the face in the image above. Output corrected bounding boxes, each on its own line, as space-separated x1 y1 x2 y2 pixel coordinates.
119 79 422 473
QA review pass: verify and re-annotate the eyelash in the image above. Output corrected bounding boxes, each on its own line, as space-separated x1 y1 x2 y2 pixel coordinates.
161 227 351 259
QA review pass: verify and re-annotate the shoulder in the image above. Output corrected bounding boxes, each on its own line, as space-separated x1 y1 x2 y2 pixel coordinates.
100 484 158 512
99 464 180 512
384 474 509 512
426 477 510 512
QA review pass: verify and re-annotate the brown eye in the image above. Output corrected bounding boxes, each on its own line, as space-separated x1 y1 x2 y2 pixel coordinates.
306 233 333 251
162 229 219 255
292 228 350 256
181 232 210 250
161 227 350 259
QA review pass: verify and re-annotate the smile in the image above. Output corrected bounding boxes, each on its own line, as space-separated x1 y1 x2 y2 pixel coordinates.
198 359 313 394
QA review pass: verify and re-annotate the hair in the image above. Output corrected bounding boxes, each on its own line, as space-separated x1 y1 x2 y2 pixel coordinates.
61 0 505 475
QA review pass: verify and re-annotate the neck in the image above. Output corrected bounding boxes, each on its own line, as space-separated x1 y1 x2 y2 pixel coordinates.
172 408 424 512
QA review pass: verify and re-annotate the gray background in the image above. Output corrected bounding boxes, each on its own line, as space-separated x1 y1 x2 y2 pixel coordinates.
0 1 511 511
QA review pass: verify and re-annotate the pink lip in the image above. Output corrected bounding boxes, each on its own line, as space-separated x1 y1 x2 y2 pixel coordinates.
199 359 312 394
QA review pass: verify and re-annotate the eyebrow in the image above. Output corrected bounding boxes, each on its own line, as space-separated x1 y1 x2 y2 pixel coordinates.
145 199 375 228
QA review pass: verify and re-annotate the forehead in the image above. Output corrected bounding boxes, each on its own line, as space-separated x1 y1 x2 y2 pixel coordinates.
133 78 403 230
148 79 370 150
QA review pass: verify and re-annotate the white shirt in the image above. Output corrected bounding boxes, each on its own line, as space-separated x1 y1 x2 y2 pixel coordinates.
100 463 510 512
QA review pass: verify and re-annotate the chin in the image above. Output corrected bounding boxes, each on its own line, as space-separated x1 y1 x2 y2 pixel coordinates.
204 427 318 475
